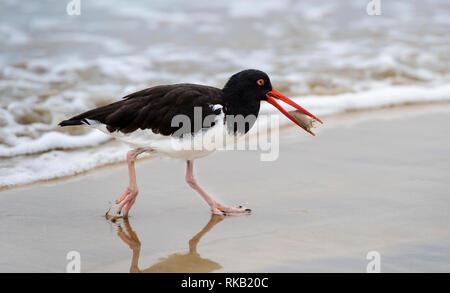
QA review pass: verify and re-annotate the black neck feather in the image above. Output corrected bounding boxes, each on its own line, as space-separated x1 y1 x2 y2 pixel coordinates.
221 89 261 134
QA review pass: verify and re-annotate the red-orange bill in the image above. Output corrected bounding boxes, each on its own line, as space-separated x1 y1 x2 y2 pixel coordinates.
266 88 323 135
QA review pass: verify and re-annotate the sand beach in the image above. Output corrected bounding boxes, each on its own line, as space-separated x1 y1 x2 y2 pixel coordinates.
1 103 449 273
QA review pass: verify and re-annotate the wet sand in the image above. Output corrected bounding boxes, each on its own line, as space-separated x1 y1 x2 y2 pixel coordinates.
1 103 450 273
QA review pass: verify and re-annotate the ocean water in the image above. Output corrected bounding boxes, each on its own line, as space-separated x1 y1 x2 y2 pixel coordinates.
1 0 449 188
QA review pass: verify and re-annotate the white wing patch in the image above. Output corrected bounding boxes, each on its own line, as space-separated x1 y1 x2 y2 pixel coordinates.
84 119 102 126
210 104 223 112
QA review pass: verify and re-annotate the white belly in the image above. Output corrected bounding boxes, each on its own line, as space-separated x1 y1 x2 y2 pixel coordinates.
87 115 238 161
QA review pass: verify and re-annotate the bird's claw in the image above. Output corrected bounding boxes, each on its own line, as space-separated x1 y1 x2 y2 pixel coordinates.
210 203 252 216
238 204 252 213
115 187 138 217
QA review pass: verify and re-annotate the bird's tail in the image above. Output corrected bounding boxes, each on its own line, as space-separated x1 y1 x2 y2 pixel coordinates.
59 118 90 127
58 100 124 128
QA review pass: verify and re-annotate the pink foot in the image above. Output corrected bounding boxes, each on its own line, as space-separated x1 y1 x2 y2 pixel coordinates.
211 202 251 216
115 186 138 217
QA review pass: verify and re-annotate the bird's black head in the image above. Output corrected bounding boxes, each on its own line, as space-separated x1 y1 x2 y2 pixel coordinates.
222 69 273 104
221 69 272 134
222 69 323 136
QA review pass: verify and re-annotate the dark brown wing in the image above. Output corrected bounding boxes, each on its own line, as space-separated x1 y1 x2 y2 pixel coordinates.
59 84 224 136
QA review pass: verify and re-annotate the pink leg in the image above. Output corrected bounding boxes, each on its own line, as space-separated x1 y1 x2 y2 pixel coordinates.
185 160 251 215
116 149 146 217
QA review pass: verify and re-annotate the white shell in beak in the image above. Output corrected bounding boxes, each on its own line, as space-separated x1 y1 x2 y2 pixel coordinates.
288 110 316 134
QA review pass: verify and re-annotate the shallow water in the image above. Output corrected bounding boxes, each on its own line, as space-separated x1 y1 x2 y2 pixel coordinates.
1 0 449 187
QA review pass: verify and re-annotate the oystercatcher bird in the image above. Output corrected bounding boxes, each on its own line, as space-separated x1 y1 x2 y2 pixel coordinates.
59 69 322 216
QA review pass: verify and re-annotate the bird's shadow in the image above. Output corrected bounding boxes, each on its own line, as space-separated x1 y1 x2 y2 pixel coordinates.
105 214 225 273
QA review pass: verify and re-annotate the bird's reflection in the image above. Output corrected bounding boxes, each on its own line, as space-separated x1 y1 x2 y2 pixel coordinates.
107 214 224 273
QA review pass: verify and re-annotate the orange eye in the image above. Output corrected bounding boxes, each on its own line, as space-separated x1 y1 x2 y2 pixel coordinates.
257 79 265 86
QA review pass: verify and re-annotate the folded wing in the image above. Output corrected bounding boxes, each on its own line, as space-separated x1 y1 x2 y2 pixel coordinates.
59 84 224 136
